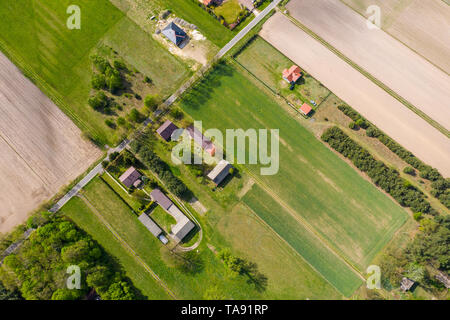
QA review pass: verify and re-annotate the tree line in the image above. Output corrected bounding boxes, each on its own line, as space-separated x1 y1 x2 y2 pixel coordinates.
321 126 435 215
0 213 137 300
338 104 449 209
131 130 189 199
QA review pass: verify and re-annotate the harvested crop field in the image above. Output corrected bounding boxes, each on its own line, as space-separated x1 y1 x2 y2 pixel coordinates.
0 52 101 233
286 0 450 132
260 13 450 177
341 0 450 74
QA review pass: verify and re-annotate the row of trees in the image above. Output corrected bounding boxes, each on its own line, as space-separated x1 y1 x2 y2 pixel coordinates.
0 214 136 300
131 132 189 198
338 105 449 209
322 126 435 215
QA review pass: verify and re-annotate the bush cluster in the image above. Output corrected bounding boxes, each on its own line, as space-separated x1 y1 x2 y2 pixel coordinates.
322 127 435 215
337 105 449 209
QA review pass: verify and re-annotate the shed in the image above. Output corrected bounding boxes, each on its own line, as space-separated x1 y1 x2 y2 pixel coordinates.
186 125 216 156
138 213 163 237
207 160 232 185
400 277 415 292
156 120 179 141
300 103 313 116
119 167 142 188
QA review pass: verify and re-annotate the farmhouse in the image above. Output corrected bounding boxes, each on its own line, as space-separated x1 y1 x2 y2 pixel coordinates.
119 167 142 188
282 65 302 84
150 189 195 243
157 120 179 141
299 103 313 116
162 22 188 48
207 160 233 186
186 125 216 156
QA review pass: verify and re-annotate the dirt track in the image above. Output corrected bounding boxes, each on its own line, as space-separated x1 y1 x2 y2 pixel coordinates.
0 52 101 233
286 0 450 131
260 13 450 177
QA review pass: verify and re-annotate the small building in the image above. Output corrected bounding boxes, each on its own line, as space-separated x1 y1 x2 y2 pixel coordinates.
157 120 179 141
138 213 163 238
150 189 196 243
203 0 218 6
161 22 188 47
119 167 142 188
186 125 216 156
299 103 313 116
435 272 450 289
400 277 415 292
207 160 232 186
282 65 302 84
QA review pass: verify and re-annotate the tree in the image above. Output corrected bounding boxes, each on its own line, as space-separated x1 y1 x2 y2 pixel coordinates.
348 122 356 129
403 166 415 175
103 282 135 300
144 95 158 112
51 288 83 300
127 108 144 123
88 91 110 113
91 74 106 90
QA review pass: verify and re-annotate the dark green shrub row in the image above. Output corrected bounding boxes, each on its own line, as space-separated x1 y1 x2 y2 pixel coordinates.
322 126 436 215
131 136 189 198
337 105 449 209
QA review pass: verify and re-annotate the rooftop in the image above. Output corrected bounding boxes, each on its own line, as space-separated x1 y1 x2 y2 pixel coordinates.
161 22 187 47
207 160 232 185
156 120 179 141
119 167 142 188
282 65 302 83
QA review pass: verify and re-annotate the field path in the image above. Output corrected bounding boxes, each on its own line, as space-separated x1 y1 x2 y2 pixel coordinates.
77 193 177 300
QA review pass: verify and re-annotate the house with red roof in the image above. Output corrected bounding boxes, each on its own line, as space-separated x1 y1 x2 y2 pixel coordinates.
300 103 313 116
203 0 219 6
282 65 302 84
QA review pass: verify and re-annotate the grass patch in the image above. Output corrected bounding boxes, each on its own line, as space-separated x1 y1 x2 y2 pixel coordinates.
214 0 243 25
149 205 176 234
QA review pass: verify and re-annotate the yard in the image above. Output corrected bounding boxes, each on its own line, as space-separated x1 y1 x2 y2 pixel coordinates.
179 62 409 296
0 0 190 146
63 177 265 299
235 36 331 107
214 0 244 25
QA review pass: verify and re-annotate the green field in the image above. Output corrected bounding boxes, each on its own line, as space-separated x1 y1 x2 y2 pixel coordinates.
0 0 189 145
235 36 331 107
179 62 409 296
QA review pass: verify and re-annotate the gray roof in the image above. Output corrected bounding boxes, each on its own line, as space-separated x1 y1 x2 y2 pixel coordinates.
150 188 173 210
207 160 232 185
119 167 142 188
161 22 187 47
400 277 415 291
138 213 162 237
172 219 195 243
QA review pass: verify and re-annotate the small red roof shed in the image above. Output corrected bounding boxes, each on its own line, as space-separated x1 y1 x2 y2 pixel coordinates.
300 103 313 116
282 65 302 83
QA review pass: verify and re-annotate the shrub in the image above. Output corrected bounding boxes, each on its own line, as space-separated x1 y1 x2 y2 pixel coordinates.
403 166 415 175
88 91 110 114
105 119 116 129
348 122 356 129
91 74 106 90
413 212 423 221
128 108 145 123
144 95 158 111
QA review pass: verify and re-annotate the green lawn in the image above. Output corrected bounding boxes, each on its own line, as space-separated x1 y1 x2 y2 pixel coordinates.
235 36 331 107
214 0 243 25
61 197 171 300
66 177 264 299
149 205 176 234
0 0 189 146
179 62 409 296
